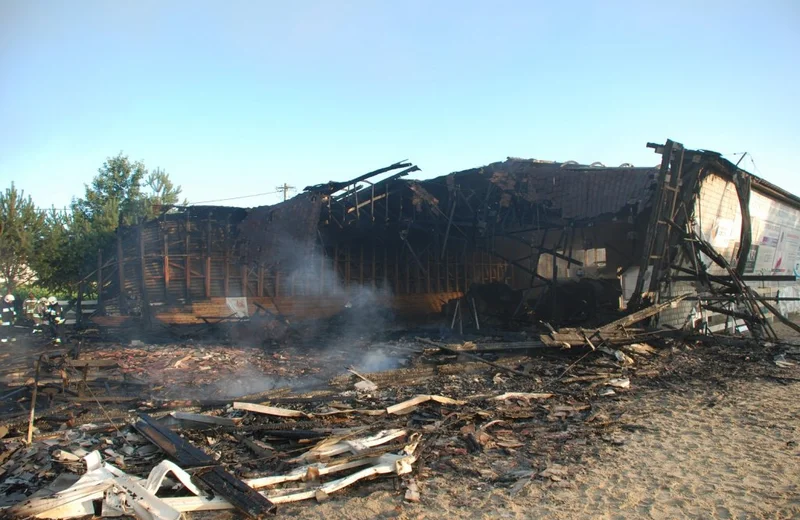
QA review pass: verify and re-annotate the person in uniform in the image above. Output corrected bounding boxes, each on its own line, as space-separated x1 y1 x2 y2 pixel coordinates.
1 294 16 343
33 297 48 334
45 296 65 344
23 292 37 322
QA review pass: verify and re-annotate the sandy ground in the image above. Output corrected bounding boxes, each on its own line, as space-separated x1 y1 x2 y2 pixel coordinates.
275 338 800 520
272 377 800 520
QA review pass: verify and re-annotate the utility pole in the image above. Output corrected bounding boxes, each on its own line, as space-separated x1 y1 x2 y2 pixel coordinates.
276 183 296 202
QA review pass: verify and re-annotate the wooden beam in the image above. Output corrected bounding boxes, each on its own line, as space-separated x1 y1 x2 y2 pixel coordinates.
205 219 212 298
134 414 276 517
97 249 104 315
163 234 170 301
185 211 192 301
223 255 230 297
138 223 151 328
117 231 128 315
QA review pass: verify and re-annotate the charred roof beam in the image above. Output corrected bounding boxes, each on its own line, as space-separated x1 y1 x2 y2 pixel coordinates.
304 161 418 195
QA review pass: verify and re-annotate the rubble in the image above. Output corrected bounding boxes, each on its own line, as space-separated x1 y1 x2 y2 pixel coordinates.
0 317 796 519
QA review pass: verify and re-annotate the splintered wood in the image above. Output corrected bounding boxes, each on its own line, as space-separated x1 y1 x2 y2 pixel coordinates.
386 395 466 415
233 402 309 418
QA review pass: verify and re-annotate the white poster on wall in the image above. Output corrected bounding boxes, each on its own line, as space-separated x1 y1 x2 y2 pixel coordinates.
226 297 249 317
754 245 776 273
773 230 800 274
712 219 735 248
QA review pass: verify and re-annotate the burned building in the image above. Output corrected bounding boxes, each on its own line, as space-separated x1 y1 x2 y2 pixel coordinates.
86 141 800 336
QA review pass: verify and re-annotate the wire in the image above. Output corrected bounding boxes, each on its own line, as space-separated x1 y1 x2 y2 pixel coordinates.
30 190 285 212
187 190 283 206
748 155 764 177
32 207 74 213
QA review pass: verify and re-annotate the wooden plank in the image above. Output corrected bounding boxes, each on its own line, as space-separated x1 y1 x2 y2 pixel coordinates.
164 234 170 295
138 223 151 327
416 337 537 379
205 219 212 298
386 395 465 415
134 413 276 517
171 412 238 427
599 293 691 332
233 402 308 418
185 211 192 300
97 249 104 315
117 232 128 315
493 392 553 401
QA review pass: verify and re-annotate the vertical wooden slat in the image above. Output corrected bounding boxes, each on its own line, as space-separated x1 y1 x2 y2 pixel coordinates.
76 281 83 328
205 257 211 298
185 256 191 300
320 249 325 295
223 248 229 297
346 247 351 288
446 251 451 292
117 231 128 315
405 251 410 294
383 246 388 289
97 249 104 315
426 250 431 293
138 223 151 328
415 252 421 294
394 247 399 294
371 242 376 289
331 244 344 288
205 219 212 298
455 253 460 292
185 212 191 301
241 265 247 296
163 234 170 301
258 266 264 297
360 244 364 285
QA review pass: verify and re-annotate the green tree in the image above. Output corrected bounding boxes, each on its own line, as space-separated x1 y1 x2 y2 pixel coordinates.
0 183 46 293
29 209 81 295
144 168 185 210
36 153 185 293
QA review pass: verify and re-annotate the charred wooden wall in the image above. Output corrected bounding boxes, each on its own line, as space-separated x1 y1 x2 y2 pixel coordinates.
96 205 505 324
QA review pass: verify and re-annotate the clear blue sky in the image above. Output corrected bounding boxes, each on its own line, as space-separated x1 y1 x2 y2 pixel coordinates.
1 1 798 209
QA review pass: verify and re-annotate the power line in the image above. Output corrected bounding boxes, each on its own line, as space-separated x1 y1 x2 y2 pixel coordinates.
748 154 764 177
33 207 74 213
187 190 283 206
28 189 286 212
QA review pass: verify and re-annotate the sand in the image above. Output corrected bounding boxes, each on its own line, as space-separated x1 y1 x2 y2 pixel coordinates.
279 375 800 519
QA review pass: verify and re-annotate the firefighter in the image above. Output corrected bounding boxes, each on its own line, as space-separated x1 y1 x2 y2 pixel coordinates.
1 294 16 343
45 296 65 344
24 292 37 321
33 297 48 334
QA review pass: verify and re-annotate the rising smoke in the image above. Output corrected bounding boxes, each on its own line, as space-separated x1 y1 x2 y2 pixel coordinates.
211 229 404 398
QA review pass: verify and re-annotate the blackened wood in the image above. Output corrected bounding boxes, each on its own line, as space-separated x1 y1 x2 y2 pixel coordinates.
134 413 276 517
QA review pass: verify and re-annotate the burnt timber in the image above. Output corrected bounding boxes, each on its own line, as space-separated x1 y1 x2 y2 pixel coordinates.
81 140 800 335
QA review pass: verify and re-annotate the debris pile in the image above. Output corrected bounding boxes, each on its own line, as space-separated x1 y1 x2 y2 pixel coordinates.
0 317 797 518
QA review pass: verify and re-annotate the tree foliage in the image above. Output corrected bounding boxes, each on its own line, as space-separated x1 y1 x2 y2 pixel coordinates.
0 184 47 293
29 153 185 294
